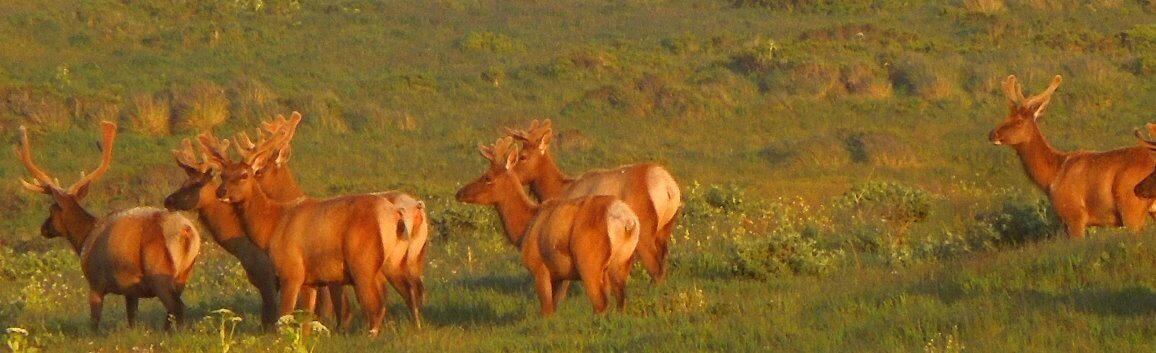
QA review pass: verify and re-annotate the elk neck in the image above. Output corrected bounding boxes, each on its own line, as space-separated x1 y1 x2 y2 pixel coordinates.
61 209 98 255
492 187 540 247
233 185 289 251
195 200 248 245
1009 126 1068 191
528 150 574 199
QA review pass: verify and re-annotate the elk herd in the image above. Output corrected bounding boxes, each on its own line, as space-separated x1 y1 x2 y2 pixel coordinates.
13 111 680 335
13 73 1156 335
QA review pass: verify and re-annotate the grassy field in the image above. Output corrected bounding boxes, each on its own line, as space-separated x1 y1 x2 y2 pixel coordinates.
3 0 1156 352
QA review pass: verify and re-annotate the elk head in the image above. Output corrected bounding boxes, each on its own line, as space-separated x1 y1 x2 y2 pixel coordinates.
210 116 296 204
988 75 1062 146
235 112 302 199
14 122 117 241
164 138 221 211
1133 123 1156 199
503 119 553 183
455 137 522 205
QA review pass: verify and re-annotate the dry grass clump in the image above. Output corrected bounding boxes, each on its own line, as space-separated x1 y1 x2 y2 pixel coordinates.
961 0 1006 15
228 76 282 126
297 91 349 133
173 81 230 132
3 89 71 132
128 93 171 136
887 53 959 101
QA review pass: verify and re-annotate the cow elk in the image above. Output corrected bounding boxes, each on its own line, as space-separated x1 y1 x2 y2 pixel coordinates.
377 191 429 328
208 118 413 335
988 74 1156 239
504 119 680 283
15 121 201 331
456 137 640 316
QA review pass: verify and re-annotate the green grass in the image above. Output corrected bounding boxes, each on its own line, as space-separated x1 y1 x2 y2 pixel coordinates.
3 0 1156 351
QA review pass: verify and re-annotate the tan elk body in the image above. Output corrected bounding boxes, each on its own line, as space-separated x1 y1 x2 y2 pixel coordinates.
456 137 640 316
988 75 1156 239
210 119 413 335
15 122 200 331
505 120 679 283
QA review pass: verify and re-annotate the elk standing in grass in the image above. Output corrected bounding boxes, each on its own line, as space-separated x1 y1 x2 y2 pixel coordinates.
505 119 680 283
377 190 429 327
15 121 201 331
988 74 1156 239
456 137 639 316
209 120 413 335
164 113 342 328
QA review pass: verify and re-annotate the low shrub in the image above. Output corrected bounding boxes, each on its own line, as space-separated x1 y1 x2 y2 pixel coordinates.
730 229 843 279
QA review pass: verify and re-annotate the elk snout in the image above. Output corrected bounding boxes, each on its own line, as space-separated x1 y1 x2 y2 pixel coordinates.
988 129 1003 145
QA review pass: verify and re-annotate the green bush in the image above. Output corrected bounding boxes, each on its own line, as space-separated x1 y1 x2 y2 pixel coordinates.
829 181 932 265
973 198 1060 246
730 229 843 279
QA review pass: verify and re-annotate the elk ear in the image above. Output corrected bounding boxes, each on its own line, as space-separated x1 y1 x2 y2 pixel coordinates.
537 130 552 155
504 148 518 170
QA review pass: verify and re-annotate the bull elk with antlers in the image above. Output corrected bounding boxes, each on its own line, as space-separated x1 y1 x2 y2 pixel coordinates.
456 137 639 316
505 119 680 283
208 118 415 335
15 121 201 331
988 74 1156 239
164 113 345 328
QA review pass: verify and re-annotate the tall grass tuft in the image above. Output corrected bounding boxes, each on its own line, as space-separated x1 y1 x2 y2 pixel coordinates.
173 81 230 133
128 93 171 136
228 76 282 126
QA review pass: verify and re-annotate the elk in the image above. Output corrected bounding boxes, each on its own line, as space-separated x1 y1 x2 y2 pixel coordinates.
15 121 201 331
988 74 1156 239
209 120 412 335
1131 124 1156 199
164 113 341 328
504 119 680 283
376 190 429 328
456 137 640 316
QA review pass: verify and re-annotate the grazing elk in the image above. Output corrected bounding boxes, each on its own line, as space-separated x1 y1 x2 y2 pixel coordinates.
504 119 680 283
15 121 201 331
209 120 412 335
456 137 640 316
164 113 342 328
988 74 1156 239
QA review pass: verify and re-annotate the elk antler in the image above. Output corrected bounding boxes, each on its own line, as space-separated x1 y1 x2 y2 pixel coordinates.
198 130 233 167
1021 75 1062 114
14 126 60 194
504 119 553 143
1002 75 1025 106
66 121 117 196
173 138 217 173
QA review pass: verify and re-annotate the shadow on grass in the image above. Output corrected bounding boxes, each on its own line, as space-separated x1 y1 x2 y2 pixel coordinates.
452 273 532 296
1016 286 1156 317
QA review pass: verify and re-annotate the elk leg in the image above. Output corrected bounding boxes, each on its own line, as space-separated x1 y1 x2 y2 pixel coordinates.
146 275 185 331
311 285 334 323
125 296 139 328
352 277 385 336
385 270 421 327
552 280 571 306
635 238 663 285
88 290 104 332
327 285 347 332
653 212 679 283
277 277 305 318
531 270 556 316
608 263 630 312
578 263 608 314
229 240 280 329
